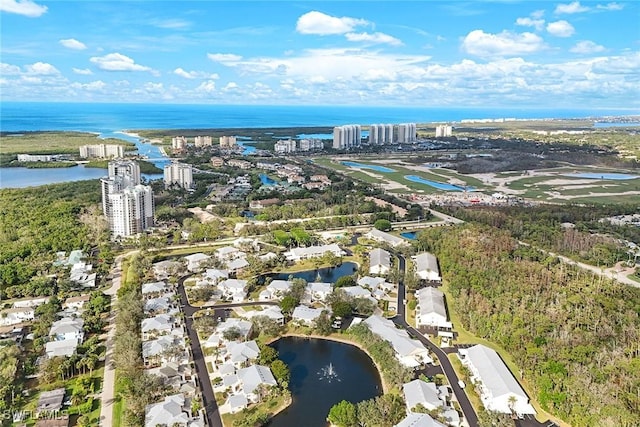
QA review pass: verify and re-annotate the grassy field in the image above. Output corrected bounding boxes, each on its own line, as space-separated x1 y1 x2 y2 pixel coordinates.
313 157 488 194
0 131 134 155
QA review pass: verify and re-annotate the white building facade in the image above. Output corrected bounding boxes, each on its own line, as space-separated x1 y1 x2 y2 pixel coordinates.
164 162 193 189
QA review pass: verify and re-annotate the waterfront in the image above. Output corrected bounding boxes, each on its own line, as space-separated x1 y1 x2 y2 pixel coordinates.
0 131 165 188
269 337 382 427
272 262 358 283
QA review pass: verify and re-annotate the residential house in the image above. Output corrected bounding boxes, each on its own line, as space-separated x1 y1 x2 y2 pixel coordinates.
412 253 441 282
283 244 345 262
144 393 203 427
152 260 183 280
36 388 65 416
45 339 79 358
236 365 278 402
403 379 445 412
0 307 34 326
217 279 248 302
142 281 170 297
363 315 432 367
291 305 324 326
365 229 408 247
415 287 451 329
240 306 285 326
304 282 333 303
459 344 536 416
142 335 185 367
249 198 280 209
184 253 211 272
226 257 249 275
141 314 176 340
259 280 292 301
215 246 243 262
62 295 91 311
394 413 446 427
222 340 260 367
203 318 253 348
49 317 84 342
341 286 376 303
358 276 395 294
144 294 177 314
370 248 391 276
12 296 49 308
203 269 229 284
69 262 96 288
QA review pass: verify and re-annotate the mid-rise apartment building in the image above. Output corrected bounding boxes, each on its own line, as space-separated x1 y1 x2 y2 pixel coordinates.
435 125 452 138
164 162 193 189
79 144 124 159
194 136 213 147
220 136 237 148
274 139 297 154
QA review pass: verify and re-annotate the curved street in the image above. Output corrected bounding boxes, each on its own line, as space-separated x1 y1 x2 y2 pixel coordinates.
392 254 479 427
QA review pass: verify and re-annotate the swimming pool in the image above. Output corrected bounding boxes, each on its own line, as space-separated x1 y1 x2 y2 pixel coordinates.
563 173 639 180
341 161 396 173
405 175 469 191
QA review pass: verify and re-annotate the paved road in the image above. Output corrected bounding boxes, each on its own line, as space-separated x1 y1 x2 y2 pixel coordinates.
392 254 478 427
176 274 224 427
98 255 123 427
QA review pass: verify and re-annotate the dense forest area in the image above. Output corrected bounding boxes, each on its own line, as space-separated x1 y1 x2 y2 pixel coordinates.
418 225 640 426
440 204 639 267
0 181 105 297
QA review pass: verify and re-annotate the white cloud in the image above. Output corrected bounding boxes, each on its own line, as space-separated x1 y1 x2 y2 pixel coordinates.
71 80 106 91
196 80 216 93
461 30 545 57
207 53 243 63
515 17 545 31
570 40 605 54
59 38 87 50
0 63 22 75
90 53 152 72
25 62 59 75
296 11 368 35
531 10 545 19
547 20 575 37
73 68 93 75
555 1 589 14
151 19 191 29
222 82 239 92
173 67 218 79
596 2 623 10
0 0 47 17
345 32 403 46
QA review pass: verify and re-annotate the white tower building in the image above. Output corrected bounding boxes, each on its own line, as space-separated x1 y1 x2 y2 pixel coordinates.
164 162 193 190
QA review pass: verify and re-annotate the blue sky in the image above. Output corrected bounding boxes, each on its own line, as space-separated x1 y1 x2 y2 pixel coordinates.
1 0 638 107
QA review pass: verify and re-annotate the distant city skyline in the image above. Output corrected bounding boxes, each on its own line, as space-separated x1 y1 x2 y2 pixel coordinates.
1 0 638 108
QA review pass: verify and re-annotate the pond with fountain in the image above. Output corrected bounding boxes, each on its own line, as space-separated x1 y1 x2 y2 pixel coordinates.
270 262 358 283
268 336 382 427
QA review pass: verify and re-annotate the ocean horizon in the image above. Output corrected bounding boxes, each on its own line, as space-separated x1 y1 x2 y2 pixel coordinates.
1 102 638 133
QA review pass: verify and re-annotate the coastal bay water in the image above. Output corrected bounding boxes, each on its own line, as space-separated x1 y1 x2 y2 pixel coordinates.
269 337 382 427
1 102 637 188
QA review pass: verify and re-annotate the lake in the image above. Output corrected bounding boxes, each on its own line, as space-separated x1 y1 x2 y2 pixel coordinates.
405 175 470 191
562 173 639 180
273 262 358 283
269 337 382 427
0 131 166 188
341 162 396 173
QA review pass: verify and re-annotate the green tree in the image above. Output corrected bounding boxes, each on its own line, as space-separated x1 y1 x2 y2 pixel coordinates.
335 275 356 288
332 300 353 318
327 400 358 427
280 295 297 315
270 360 290 387
374 219 392 232
258 345 278 365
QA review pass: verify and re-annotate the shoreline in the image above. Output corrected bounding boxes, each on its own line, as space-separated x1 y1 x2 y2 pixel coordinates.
268 332 391 394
